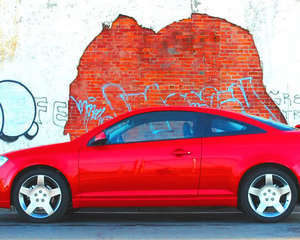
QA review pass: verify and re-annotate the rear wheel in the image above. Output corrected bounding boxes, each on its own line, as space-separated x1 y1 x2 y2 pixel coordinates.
240 167 297 222
12 169 70 222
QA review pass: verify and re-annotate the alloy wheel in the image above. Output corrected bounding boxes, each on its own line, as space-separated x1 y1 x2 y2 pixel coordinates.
247 173 291 218
18 174 62 219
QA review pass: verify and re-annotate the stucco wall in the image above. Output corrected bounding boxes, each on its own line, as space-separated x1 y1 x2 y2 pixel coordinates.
0 0 299 153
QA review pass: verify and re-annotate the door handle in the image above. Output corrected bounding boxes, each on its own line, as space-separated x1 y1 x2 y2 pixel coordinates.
172 149 191 156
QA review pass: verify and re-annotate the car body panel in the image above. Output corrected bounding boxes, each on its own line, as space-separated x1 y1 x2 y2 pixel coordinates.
201 132 300 197
79 138 202 199
0 106 300 211
0 142 79 208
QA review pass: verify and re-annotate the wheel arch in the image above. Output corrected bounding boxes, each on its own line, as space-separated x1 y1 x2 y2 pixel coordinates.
237 163 300 208
10 165 72 207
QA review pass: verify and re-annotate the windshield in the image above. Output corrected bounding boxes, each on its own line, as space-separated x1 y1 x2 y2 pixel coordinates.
247 115 295 131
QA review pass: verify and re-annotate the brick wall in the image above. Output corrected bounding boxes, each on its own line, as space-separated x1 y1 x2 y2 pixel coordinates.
64 14 285 140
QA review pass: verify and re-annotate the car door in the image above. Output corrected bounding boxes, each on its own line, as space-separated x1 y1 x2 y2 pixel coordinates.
200 114 265 197
79 111 203 200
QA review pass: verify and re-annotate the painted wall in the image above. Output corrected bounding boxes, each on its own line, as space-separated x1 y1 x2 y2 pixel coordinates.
0 0 300 153
65 14 285 139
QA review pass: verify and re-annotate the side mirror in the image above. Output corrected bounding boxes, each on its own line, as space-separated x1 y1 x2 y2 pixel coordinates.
295 124 300 129
88 131 107 146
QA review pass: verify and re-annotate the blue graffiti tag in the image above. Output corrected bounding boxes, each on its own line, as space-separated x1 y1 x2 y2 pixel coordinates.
70 96 109 129
71 77 280 130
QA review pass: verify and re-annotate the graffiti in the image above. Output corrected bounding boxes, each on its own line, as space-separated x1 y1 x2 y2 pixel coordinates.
53 101 68 127
65 14 285 139
35 97 48 124
71 77 280 129
70 97 107 128
269 90 300 107
0 81 68 142
0 80 38 142
35 97 68 128
102 83 160 114
268 90 300 122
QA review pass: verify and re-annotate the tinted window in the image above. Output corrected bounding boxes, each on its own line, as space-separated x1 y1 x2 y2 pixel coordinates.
105 111 202 144
205 115 265 137
247 115 294 131
211 118 247 134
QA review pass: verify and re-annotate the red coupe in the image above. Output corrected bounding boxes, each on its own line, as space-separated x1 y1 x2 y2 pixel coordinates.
0 107 299 222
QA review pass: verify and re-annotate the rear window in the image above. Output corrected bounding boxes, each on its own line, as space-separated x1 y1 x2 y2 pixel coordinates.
247 115 294 131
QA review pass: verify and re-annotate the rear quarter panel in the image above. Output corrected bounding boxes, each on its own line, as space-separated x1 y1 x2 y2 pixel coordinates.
201 131 300 202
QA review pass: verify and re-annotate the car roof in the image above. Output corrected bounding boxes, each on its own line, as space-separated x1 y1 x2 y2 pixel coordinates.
112 106 270 125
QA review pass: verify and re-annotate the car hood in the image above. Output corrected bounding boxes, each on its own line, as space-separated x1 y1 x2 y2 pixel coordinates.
2 141 74 160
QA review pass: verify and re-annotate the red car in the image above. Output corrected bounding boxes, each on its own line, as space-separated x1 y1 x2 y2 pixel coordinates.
0 106 299 223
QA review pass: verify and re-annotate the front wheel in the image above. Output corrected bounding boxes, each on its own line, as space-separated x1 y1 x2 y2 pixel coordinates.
12 169 70 222
240 167 298 223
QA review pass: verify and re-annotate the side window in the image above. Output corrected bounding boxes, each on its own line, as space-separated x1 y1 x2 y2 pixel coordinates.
211 118 247 134
206 116 265 137
105 111 202 144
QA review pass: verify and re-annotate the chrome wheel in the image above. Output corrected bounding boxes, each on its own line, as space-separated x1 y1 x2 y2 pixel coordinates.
248 173 291 218
241 167 297 222
18 174 62 219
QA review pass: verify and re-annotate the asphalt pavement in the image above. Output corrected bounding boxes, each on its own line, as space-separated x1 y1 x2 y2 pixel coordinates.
0 206 300 239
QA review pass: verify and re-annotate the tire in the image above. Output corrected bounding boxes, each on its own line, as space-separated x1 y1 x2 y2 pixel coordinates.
240 167 298 223
12 168 70 223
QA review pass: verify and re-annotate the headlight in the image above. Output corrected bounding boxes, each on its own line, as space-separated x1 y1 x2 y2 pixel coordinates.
0 156 8 167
